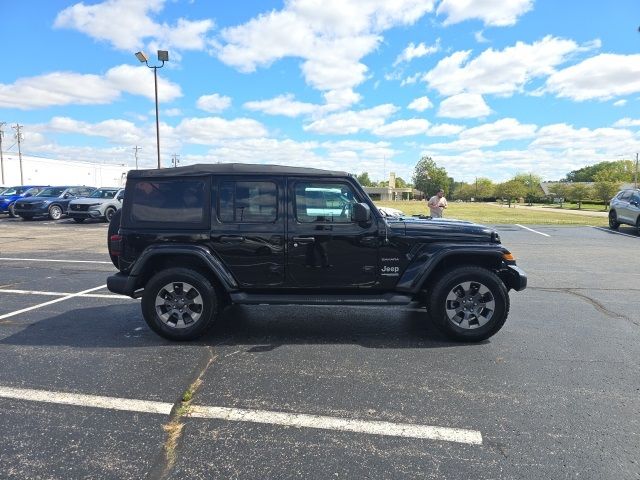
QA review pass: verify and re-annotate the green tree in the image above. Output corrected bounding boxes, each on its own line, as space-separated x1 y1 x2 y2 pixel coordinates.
413 156 450 197
453 183 474 201
355 172 373 187
495 180 527 208
512 172 542 205
547 183 570 208
592 170 621 210
567 183 593 210
474 177 495 200
565 160 634 182
395 177 408 188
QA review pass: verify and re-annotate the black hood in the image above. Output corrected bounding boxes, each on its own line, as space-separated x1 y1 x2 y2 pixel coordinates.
386 216 496 243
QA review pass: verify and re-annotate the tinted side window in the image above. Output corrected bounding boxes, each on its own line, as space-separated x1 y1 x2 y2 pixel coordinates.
620 191 632 200
295 182 358 223
131 179 205 224
219 181 277 223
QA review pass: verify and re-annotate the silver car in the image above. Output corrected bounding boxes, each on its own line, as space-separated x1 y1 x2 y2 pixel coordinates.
609 188 640 234
67 187 124 223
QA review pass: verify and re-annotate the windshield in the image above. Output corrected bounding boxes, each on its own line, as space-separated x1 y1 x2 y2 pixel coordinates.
89 188 118 199
36 187 66 197
1 186 28 196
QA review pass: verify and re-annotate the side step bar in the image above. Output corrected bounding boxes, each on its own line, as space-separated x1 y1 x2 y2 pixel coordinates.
230 292 413 306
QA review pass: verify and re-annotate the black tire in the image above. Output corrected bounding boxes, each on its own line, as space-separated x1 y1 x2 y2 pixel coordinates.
107 209 122 269
8 203 17 218
73 217 85 223
141 268 219 341
636 216 640 236
104 207 116 223
609 210 620 230
49 204 63 220
428 266 509 342
21 215 34 221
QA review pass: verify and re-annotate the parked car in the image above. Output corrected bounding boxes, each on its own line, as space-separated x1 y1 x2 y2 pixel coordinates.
0 186 48 217
107 163 527 342
68 187 124 223
14 186 96 220
609 188 640 234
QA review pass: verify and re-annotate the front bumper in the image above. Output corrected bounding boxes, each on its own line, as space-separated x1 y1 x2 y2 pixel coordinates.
68 210 103 219
107 272 141 298
14 205 50 216
498 265 527 291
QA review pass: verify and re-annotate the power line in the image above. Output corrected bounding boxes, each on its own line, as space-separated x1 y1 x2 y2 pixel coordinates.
0 122 5 185
12 124 24 185
133 145 141 170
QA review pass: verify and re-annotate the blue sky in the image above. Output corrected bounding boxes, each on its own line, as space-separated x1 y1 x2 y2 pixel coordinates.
2 0 640 183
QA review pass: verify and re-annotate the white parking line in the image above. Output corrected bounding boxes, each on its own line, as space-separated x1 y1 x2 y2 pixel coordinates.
0 284 107 320
591 226 639 239
0 257 112 265
190 405 483 445
514 224 551 237
0 385 482 445
0 289 132 300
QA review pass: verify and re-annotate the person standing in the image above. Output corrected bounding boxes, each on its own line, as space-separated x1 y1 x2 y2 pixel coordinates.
427 188 448 218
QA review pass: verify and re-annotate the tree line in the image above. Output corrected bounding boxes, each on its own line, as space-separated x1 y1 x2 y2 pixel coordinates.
354 157 635 209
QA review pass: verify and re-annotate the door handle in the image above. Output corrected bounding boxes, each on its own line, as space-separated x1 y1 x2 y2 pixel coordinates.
292 236 315 244
220 235 245 243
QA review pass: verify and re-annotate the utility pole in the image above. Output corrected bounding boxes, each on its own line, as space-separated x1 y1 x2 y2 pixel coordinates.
12 124 24 185
133 145 141 170
475 177 478 201
0 122 5 185
635 153 638 189
171 154 180 168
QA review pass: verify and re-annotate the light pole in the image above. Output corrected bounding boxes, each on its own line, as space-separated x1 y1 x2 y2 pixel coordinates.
135 50 169 169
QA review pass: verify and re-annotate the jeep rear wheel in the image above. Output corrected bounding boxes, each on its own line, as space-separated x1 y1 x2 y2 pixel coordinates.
428 266 509 342
609 210 620 230
107 209 122 268
141 268 218 341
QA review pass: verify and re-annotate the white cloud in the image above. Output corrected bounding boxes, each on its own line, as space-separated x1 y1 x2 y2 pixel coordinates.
613 118 640 128
546 54 640 101
474 30 489 43
0 65 181 110
424 36 581 97
437 0 533 27
54 0 214 52
175 117 268 145
43 116 144 143
531 123 638 151
373 119 431 137
393 39 440 66
216 0 435 93
400 73 421 86
196 93 232 113
427 123 465 136
613 99 627 107
164 108 182 117
244 94 318 117
408 96 433 111
304 104 398 134
429 118 536 149
438 93 491 118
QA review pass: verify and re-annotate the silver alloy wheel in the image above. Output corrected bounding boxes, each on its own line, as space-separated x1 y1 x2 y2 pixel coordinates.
444 281 496 329
154 281 204 329
105 208 115 222
50 205 62 220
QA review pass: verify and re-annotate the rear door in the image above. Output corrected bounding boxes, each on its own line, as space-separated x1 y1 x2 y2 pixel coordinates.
286 178 379 288
617 190 632 222
209 177 285 288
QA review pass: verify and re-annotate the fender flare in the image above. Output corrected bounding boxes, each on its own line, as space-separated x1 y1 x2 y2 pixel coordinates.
130 244 238 292
396 245 506 294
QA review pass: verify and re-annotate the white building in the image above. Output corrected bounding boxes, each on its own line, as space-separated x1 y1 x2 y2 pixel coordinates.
0 153 130 188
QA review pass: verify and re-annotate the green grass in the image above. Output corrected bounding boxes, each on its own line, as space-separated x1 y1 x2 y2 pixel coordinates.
376 201 608 226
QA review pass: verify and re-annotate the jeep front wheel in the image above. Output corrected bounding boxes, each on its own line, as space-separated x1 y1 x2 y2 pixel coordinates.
428 266 509 342
141 268 218 341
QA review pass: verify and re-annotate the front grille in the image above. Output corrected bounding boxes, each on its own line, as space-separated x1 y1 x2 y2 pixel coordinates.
72 204 90 211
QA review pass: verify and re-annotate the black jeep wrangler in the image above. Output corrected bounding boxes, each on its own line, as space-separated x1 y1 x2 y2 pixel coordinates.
107 164 526 342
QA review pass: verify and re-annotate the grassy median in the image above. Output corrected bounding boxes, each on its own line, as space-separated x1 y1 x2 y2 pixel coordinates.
375 201 609 226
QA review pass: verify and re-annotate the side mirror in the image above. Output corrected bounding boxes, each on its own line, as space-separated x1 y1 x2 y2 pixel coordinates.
24 193 32 197
63 193 70 199
352 203 371 223
116 192 125 201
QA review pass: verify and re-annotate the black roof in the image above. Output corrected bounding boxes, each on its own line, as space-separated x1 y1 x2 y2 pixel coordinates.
128 163 349 179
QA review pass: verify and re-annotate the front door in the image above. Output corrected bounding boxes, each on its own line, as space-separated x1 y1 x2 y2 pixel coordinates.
286 178 379 288
209 177 285 288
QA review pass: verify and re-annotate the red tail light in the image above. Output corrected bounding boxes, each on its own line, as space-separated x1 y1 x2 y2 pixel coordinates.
109 234 122 256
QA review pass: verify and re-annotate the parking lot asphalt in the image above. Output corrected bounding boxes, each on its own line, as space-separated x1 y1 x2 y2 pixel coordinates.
0 217 638 479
